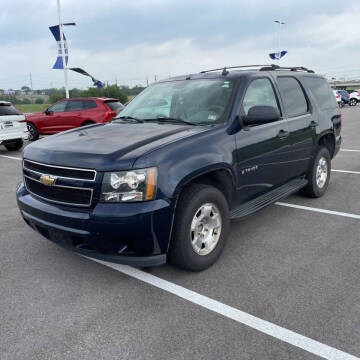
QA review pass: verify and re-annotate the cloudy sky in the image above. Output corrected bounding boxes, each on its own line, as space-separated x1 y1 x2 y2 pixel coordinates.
1 0 360 90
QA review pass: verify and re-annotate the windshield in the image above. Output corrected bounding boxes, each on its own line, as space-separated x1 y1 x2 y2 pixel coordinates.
115 79 235 125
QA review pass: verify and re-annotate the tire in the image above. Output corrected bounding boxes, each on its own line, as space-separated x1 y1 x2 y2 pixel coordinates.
169 184 230 271
349 98 357 106
4 139 23 151
301 147 331 198
27 122 39 141
339 101 345 108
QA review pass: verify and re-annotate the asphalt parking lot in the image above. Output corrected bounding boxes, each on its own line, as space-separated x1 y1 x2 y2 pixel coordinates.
1 107 359 360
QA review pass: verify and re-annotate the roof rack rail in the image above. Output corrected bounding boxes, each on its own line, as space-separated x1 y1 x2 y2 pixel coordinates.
200 65 268 75
200 64 315 75
259 64 315 73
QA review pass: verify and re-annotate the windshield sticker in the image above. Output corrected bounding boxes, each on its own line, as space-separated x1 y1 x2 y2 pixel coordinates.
222 81 230 88
208 114 217 120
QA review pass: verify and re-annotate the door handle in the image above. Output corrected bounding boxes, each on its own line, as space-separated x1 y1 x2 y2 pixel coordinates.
310 121 318 128
277 129 290 139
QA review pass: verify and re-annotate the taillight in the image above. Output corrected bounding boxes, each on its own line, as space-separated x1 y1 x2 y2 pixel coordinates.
104 110 117 122
357 92 360 97
346 93 350 98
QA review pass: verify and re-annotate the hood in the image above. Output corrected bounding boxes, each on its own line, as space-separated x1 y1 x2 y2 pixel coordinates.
23 122 204 170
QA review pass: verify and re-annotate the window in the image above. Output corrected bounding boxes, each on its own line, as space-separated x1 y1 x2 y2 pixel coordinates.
0 104 21 116
48 101 67 113
118 79 235 124
105 101 124 112
277 77 308 117
66 100 83 111
302 77 337 110
242 78 279 115
83 100 97 110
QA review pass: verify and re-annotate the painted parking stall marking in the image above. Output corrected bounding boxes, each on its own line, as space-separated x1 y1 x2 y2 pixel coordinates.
0 154 22 161
276 202 360 220
83 256 360 360
332 169 360 175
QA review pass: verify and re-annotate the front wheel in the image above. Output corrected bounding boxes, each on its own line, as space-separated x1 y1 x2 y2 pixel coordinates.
169 184 230 271
301 147 331 198
5 139 23 151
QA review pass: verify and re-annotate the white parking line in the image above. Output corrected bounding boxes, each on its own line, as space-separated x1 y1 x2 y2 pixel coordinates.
82 256 359 360
332 169 360 175
0 154 21 161
276 202 360 220
341 149 360 152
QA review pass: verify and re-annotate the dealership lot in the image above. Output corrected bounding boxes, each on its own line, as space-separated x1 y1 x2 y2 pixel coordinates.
1 107 359 359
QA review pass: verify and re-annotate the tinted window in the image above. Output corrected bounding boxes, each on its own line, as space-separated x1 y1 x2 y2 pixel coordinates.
0 104 21 116
105 101 124 111
277 77 308 117
48 101 67 113
66 100 83 111
83 100 97 110
242 78 279 115
302 77 338 110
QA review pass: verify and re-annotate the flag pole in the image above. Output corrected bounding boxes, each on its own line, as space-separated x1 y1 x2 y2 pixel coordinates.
57 0 69 98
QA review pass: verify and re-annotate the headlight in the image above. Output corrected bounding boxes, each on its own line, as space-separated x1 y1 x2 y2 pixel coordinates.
100 167 157 202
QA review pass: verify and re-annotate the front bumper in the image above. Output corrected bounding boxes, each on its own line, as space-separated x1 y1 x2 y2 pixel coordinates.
17 183 175 267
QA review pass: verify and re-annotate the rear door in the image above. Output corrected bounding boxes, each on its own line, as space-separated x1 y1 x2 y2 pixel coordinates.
61 100 84 129
235 76 292 202
275 76 316 177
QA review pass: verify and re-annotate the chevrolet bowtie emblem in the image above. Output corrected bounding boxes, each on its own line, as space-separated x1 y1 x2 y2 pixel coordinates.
39 175 56 186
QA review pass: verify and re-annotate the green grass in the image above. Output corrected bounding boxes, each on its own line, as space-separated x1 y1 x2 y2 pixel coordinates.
15 104 50 113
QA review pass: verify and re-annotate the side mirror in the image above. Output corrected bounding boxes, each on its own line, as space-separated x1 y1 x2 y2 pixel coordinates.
242 106 280 126
44 109 53 115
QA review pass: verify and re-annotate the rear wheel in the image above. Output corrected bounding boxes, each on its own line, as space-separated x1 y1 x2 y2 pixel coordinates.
169 184 230 271
27 122 39 141
301 147 331 198
349 98 357 106
4 139 23 151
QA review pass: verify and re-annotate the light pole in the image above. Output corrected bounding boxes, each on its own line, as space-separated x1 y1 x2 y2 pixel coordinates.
274 20 285 62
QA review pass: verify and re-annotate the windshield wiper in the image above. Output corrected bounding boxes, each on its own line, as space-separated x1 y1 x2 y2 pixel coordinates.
143 117 196 126
113 115 144 123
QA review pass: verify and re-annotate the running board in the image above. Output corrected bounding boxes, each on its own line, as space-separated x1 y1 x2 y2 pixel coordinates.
230 178 308 220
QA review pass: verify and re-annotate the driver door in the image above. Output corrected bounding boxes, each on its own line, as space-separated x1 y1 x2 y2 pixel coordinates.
41 100 68 133
235 77 291 202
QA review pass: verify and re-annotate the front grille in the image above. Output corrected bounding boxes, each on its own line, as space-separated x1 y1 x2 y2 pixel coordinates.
23 159 96 207
23 159 96 181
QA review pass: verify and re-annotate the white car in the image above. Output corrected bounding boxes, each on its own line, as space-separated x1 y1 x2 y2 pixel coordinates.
348 91 360 106
0 101 28 151
332 90 343 107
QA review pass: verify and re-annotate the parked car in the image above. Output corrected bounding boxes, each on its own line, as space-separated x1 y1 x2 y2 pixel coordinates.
337 89 350 104
17 65 341 271
348 91 360 106
25 97 124 141
0 101 28 151
332 90 344 107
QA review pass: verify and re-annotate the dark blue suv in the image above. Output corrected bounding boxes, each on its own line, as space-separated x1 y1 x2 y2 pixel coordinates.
16 65 341 271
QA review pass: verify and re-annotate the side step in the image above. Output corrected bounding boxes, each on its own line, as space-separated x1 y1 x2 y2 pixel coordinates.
230 178 308 220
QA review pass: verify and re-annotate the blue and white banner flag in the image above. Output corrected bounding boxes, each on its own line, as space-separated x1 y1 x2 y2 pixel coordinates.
49 25 68 69
269 50 287 60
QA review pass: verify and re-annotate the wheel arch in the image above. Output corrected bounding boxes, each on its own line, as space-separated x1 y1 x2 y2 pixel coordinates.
173 165 236 209
317 131 336 158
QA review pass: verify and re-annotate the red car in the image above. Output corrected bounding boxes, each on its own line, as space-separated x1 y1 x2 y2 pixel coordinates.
26 97 124 141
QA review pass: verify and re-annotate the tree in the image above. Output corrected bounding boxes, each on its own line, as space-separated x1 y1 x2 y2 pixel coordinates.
21 86 31 91
35 97 44 104
50 92 65 104
21 98 31 104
